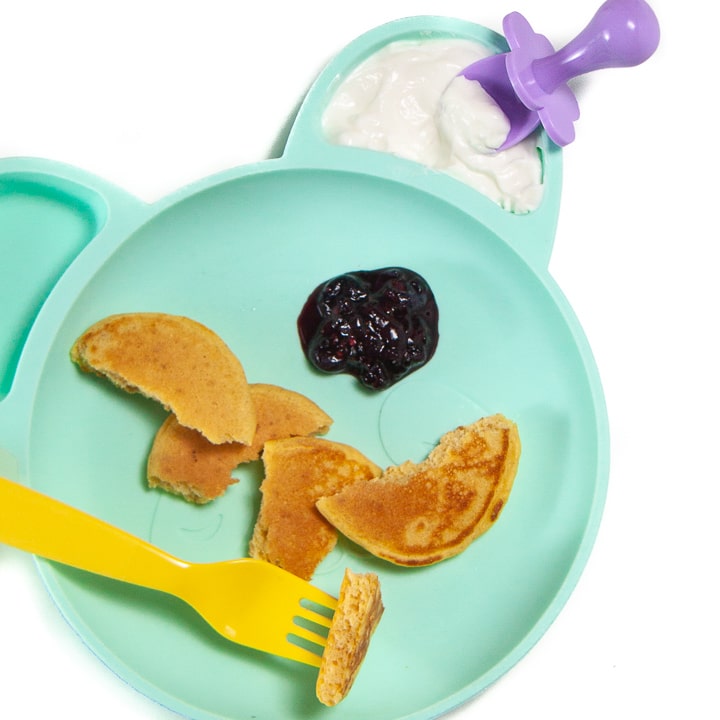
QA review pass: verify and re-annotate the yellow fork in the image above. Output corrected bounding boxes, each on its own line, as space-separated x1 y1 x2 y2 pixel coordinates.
0 476 337 667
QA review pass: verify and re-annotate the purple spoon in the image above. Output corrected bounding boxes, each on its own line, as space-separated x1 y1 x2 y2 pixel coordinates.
462 0 661 150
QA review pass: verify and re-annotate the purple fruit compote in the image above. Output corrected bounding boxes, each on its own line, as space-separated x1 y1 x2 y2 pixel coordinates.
297 267 440 390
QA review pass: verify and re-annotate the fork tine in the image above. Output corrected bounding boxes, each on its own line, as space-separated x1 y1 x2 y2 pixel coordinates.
300 613 332 630
290 620 328 648
298 601 334 629
281 586 339 667
284 639 325 668
286 594 335 655
300 586 338 612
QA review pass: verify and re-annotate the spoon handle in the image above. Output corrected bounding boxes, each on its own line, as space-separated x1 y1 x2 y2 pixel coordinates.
534 0 660 93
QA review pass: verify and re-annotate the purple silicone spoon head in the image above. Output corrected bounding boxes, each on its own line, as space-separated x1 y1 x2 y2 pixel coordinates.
460 52 541 150
459 0 660 150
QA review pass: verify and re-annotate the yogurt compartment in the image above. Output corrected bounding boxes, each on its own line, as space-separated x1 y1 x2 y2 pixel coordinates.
322 38 544 214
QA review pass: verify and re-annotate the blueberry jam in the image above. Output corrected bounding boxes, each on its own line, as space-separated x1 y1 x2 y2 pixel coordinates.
297 267 439 390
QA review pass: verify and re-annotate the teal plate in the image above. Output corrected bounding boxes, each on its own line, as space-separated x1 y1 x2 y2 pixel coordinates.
0 16 608 720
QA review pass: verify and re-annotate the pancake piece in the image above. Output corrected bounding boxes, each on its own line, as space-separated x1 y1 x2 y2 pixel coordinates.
70 312 255 445
249 437 381 580
147 383 333 503
316 569 384 707
147 414 242 504
236 383 332 464
316 414 520 566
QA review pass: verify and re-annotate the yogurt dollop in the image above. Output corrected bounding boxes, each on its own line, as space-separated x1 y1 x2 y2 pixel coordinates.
322 39 544 214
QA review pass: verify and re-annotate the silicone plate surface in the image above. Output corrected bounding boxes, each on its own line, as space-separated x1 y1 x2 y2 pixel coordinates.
0 17 608 720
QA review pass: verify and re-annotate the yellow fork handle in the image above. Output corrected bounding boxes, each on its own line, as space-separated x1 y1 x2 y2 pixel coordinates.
0 476 187 591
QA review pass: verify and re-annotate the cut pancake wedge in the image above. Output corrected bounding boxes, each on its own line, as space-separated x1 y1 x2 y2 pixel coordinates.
250 437 381 580
316 569 384 706
70 312 255 445
316 414 521 566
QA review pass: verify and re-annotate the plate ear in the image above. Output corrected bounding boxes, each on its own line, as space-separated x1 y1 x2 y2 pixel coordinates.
0 170 97 397
0 158 145 400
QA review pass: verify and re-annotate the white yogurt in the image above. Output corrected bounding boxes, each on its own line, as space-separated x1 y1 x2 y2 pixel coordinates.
322 39 544 214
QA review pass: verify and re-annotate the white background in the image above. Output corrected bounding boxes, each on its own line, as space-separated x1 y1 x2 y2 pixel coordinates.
0 0 717 718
